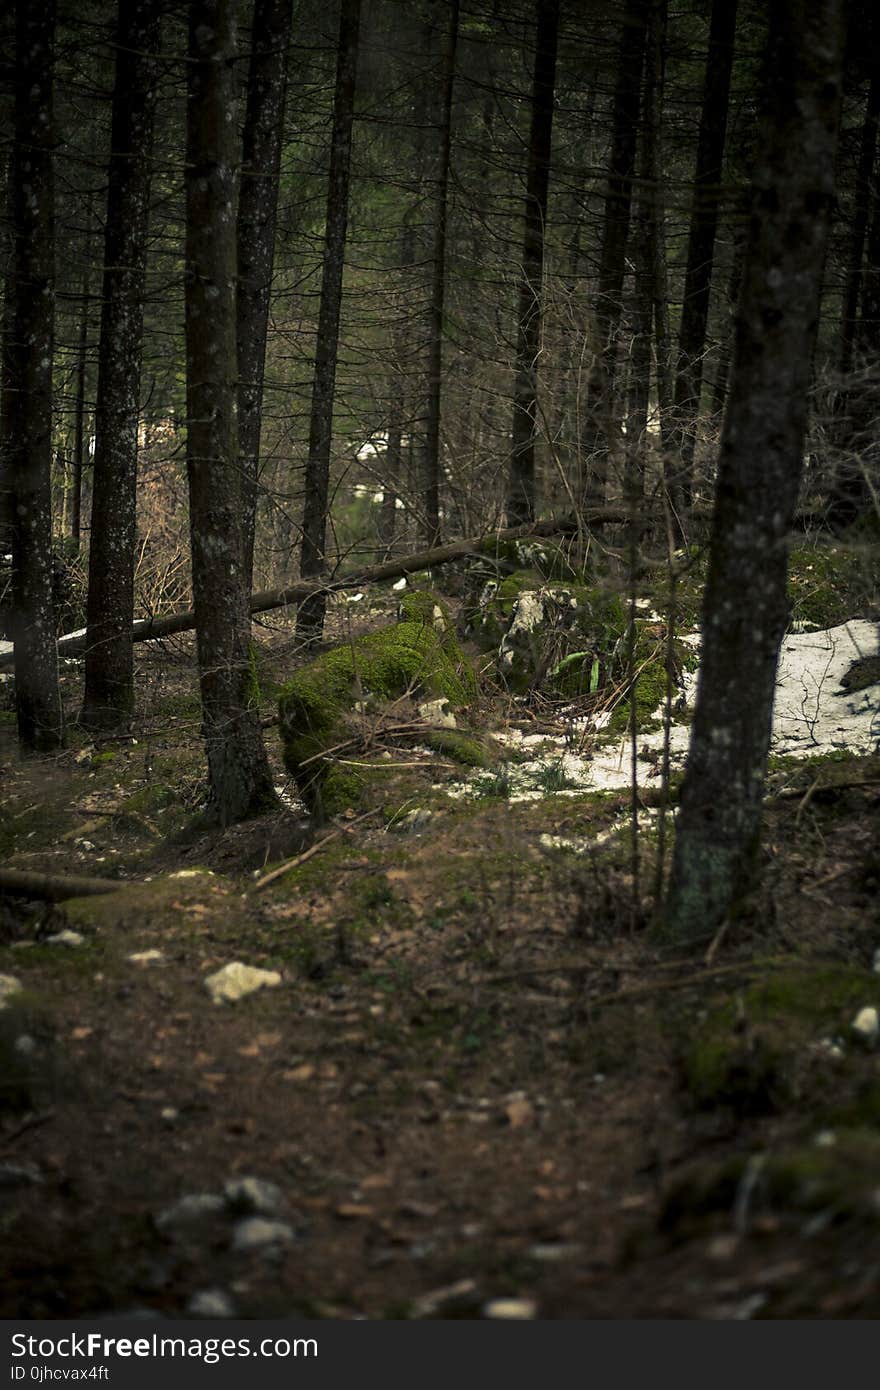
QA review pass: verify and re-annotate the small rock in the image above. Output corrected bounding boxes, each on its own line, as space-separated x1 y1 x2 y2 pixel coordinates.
14 1034 36 1056
160 1107 179 1124
170 869 215 879
873 948 880 976
46 930 85 947
129 949 164 965
483 1297 538 1320
155 1193 225 1233
527 1242 582 1263
392 578 407 592
225 1176 284 1216
813 1129 837 1148
230 1217 294 1253
418 698 456 729
851 1006 879 1044
814 1036 845 1060
391 808 433 834
410 1279 479 1319
0 974 23 1010
0 1161 44 1189
187 1289 236 1319
204 962 282 1004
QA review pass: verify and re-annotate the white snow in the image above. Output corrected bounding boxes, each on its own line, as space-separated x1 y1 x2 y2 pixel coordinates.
448 619 879 803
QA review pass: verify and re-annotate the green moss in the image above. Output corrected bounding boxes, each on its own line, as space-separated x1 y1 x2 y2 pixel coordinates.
278 619 476 815
661 1130 880 1239
683 963 880 1113
396 589 452 633
422 730 492 767
788 541 876 629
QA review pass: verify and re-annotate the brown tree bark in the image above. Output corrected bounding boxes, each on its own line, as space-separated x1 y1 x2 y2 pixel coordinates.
661 0 845 945
6 0 64 752
421 0 460 548
669 0 738 527
81 0 160 733
580 0 649 513
506 0 559 527
238 0 293 589
297 0 362 645
185 0 276 825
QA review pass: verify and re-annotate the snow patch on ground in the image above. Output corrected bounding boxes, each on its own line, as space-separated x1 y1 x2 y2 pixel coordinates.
448 619 879 803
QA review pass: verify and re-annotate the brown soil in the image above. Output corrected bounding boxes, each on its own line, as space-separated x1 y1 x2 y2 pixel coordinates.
1 622 879 1320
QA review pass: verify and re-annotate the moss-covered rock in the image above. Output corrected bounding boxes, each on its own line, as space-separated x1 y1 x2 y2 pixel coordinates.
683 963 880 1115
462 567 628 696
279 618 476 816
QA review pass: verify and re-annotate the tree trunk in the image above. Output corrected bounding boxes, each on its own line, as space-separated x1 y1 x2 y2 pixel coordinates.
580 0 649 512
661 0 845 946
839 71 880 376
297 0 361 645
670 0 738 526
6 0 63 752
421 0 460 548
625 0 667 502
238 0 293 589
506 0 559 527
69 252 91 552
185 0 276 825
81 0 160 733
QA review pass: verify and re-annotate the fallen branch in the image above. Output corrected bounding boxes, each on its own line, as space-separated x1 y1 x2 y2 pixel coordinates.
0 512 625 671
0 868 125 901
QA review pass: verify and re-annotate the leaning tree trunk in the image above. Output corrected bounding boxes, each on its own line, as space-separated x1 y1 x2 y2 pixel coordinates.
6 0 63 752
420 0 460 548
506 0 559 527
669 0 737 531
661 0 845 946
238 0 293 590
579 0 649 514
185 0 276 825
297 0 361 645
81 0 160 733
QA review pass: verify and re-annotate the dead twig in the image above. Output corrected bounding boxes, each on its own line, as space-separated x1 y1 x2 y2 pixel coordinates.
250 809 378 892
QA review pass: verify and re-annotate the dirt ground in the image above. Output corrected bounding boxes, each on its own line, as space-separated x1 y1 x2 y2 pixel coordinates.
2 618 880 1320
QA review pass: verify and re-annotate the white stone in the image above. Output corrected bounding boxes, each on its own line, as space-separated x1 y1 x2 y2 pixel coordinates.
129 949 164 964
187 1289 236 1319
46 930 85 947
224 1176 284 1216
0 974 23 1010
392 578 407 591
418 697 456 729
230 1217 294 1253
155 1194 224 1232
851 1006 879 1043
483 1297 538 1320
204 962 282 1004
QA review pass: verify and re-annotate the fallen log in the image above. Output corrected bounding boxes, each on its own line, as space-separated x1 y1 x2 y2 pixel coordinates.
0 868 125 901
0 511 628 671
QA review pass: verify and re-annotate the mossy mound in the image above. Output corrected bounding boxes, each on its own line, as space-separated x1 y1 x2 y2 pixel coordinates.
462 567 628 696
279 618 476 817
396 588 453 632
683 962 880 1115
476 535 586 583
660 1129 880 1240
788 541 877 629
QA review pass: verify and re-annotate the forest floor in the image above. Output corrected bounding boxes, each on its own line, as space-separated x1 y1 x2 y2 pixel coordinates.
1 594 880 1320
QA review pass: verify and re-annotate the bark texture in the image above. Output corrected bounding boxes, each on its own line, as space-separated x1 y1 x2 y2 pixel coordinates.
670 0 738 524
82 0 160 732
662 0 845 945
7 0 63 751
185 0 276 825
421 0 460 548
297 0 361 644
506 0 559 527
238 0 293 588
580 0 648 512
